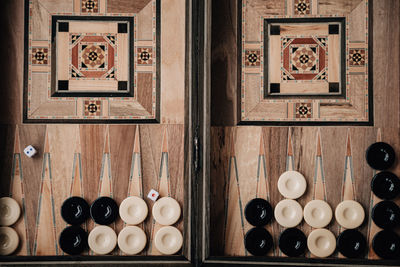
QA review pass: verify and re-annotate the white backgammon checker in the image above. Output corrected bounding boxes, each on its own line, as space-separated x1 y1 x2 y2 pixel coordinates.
274 199 303 228
152 197 181 226
335 200 365 229
0 227 19 256
304 200 333 228
277 171 307 199
117 226 147 255
119 196 148 225
154 226 183 255
307 228 336 258
0 197 21 226
88 225 117 255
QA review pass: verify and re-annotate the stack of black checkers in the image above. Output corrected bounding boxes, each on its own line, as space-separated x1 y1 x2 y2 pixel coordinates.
244 198 273 256
59 196 91 255
367 142 400 259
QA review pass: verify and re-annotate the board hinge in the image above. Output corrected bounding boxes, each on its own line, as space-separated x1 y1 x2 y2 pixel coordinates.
193 130 201 174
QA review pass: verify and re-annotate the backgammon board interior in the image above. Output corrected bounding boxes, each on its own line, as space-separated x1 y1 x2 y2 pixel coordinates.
205 0 400 266
0 0 192 264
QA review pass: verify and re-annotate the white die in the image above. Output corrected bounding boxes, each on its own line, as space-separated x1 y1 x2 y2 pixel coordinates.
147 189 159 202
23 145 37 158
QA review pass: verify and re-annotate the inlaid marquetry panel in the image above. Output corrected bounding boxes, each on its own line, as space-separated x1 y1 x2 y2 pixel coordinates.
24 0 162 122
239 0 372 124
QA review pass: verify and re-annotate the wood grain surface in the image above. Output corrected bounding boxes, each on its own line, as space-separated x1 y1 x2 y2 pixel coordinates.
210 126 400 260
0 124 186 256
0 0 188 258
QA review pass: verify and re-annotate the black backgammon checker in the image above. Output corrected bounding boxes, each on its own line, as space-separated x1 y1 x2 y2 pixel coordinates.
366 142 396 170
371 172 400 200
278 228 307 257
59 226 88 255
372 230 400 259
61 197 90 225
244 227 273 256
337 229 366 258
90 196 118 225
244 198 273 226
371 200 400 229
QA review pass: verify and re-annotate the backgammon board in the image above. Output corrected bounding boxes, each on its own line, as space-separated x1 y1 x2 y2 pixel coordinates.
0 0 193 265
204 0 400 266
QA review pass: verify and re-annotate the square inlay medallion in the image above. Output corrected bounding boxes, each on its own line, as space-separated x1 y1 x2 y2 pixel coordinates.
264 18 345 97
52 16 134 97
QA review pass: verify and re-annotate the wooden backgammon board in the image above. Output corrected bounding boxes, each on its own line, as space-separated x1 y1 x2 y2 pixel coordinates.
0 0 193 265
0 0 400 266
203 0 400 266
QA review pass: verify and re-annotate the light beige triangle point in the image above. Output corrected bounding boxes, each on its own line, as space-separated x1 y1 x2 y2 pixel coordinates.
287 128 293 157
224 157 245 256
104 126 110 154
71 158 82 197
74 127 81 154
162 127 168 153
44 130 50 154
35 154 56 255
343 131 355 201
313 129 325 201
99 156 112 197
10 145 28 255
133 125 141 153
158 128 170 197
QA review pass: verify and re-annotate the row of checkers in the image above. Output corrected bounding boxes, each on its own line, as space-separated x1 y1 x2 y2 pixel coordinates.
243 142 400 259
59 195 182 255
0 194 183 256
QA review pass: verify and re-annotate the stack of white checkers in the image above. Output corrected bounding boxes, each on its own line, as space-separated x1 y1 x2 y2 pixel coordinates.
274 171 306 228
0 197 21 256
274 171 366 258
88 195 183 255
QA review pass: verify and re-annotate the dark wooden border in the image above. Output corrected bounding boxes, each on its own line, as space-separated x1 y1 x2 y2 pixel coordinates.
237 0 374 126
263 17 346 100
23 0 161 124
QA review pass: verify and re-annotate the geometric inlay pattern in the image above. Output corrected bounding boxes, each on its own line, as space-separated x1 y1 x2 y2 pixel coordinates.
240 0 372 125
349 48 366 66
245 50 261 67
137 47 153 65
295 103 312 118
71 34 115 79
32 48 49 65
24 0 160 122
282 37 327 81
84 100 101 116
294 0 311 15
81 0 99 13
